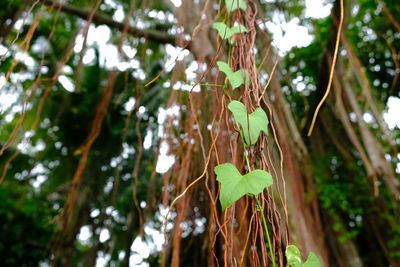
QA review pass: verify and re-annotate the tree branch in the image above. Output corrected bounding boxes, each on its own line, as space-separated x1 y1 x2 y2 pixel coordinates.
24 0 187 47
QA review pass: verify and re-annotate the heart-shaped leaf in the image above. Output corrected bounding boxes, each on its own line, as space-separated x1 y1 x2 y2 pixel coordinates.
212 22 248 42
217 61 250 89
303 253 321 267
286 245 302 267
286 245 322 267
228 100 269 146
225 0 247 12
215 163 273 210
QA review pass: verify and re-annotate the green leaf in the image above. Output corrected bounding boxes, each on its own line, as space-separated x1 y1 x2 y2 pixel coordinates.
227 100 268 146
215 163 273 210
286 245 322 267
225 0 247 12
217 61 250 89
286 245 302 266
212 22 248 41
303 253 321 267
229 24 248 36
212 22 229 38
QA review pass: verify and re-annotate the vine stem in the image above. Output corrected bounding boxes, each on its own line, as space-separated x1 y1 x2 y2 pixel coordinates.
239 129 276 267
307 0 344 136
255 195 276 267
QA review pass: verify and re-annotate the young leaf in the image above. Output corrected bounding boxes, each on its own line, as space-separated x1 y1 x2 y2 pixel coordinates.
217 61 250 89
225 0 247 12
229 24 248 36
212 22 248 41
286 245 302 267
286 245 322 267
227 100 269 146
214 163 273 210
212 22 229 39
303 253 321 267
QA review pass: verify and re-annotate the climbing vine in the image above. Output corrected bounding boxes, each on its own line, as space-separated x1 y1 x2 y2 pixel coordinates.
212 0 321 266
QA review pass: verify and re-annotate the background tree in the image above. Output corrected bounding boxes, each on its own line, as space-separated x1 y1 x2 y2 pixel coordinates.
0 0 399 266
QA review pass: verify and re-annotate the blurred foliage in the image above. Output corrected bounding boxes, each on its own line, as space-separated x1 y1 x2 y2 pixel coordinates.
0 180 56 266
